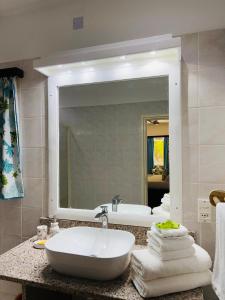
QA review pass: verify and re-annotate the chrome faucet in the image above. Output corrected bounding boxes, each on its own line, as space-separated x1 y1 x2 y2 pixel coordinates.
112 194 123 212
95 206 108 228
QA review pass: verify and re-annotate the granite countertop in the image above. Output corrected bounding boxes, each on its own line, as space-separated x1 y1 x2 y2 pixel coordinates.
0 239 203 300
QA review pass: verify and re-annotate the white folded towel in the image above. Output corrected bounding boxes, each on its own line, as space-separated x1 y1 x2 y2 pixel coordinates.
161 197 170 211
152 206 170 219
212 203 225 300
131 244 212 281
152 223 188 238
131 270 212 298
162 193 170 200
161 202 170 212
147 231 194 251
148 243 195 261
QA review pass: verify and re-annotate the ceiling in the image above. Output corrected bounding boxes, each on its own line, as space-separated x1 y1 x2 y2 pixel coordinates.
0 0 66 17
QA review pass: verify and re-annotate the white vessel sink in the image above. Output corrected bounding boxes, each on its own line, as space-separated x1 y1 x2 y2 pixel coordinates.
45 226 135 280
94 203 151 215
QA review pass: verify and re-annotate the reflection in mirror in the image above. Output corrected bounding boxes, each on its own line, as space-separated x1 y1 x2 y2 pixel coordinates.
59 76 169 217
146 119 170 219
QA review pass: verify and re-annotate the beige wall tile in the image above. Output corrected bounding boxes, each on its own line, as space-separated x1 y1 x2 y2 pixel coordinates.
200 223 216 259
42 179 48 217
1 205 22 236
199 145 225 183
21 60 46 90
200 106 225 145
21 118 44 148
22 207 42 237
199 183 225 198
187 108 199 145
199 29 225 68
21 88 45 117
187 70 199 108
183 145 199 183
22 178 43 208
1 235 22 254
199 66 225 107
182 183 198 222
22 148 44 178
181 33 198 71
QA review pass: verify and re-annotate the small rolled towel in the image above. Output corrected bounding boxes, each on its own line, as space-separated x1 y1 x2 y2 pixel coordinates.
152 206 170 219
147 231 194 251
131 270 212 298
131 244 212 281
148 243 195 261
152 223 188 238
161 196 170 211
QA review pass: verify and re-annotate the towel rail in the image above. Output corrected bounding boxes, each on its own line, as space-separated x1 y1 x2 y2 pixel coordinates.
209 190 225 206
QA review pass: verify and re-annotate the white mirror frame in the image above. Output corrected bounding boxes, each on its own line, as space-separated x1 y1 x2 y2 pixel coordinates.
35 35 182 227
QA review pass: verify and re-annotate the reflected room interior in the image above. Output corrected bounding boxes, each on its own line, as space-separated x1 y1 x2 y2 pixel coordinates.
59 76 169 217
146 119 170 219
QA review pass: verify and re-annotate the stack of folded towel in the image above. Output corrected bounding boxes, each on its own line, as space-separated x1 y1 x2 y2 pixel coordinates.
131 221 212 298
152 193 170 219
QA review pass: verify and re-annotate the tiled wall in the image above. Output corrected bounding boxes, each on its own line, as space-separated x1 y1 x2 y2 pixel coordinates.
181 29 225 258
0 58 48 300
0 60 48 253
60 101 168 209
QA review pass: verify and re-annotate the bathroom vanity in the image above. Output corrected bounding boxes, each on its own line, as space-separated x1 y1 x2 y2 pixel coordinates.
0 237 203 300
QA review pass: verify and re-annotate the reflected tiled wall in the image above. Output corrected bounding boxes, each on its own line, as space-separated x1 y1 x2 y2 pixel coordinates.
60 101 168 209
182 29 225 258
0 60 48 253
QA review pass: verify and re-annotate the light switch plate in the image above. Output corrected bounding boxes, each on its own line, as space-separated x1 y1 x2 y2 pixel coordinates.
198 198 211 223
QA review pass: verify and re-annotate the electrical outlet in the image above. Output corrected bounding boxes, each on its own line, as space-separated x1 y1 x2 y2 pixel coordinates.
198 198 211 223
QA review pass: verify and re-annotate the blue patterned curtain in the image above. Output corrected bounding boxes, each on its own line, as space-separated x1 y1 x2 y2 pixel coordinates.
164 136 169 175
147 137 154 174
0 78 24 199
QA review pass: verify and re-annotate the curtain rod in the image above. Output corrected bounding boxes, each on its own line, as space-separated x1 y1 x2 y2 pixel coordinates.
0 67 24 78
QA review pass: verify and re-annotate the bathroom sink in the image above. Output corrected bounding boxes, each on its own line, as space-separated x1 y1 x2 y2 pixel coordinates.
94 203 151 215
45 226 135 280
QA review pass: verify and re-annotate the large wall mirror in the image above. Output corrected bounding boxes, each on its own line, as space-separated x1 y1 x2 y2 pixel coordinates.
59 77 169 218
34 35 182 226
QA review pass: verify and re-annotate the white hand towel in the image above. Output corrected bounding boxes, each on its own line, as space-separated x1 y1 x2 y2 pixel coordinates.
161 202 170 212
131 270 212 298
147 231 194 251
148 243 195 261
212 203 225 300
161 196 170 209
152 206 170 219
152 223 188 238
131 244 212 281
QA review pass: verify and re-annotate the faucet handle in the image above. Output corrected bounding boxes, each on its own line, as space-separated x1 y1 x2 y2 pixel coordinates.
100 205 108 213
112 194 123 204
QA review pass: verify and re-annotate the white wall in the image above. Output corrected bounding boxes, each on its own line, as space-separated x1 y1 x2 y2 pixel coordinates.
1 0 225 63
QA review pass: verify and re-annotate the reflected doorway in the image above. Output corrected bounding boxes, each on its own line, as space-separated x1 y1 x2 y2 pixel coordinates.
144 118 170 218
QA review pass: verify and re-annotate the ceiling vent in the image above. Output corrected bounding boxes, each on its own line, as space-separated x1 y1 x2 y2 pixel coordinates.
73 16 84 30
